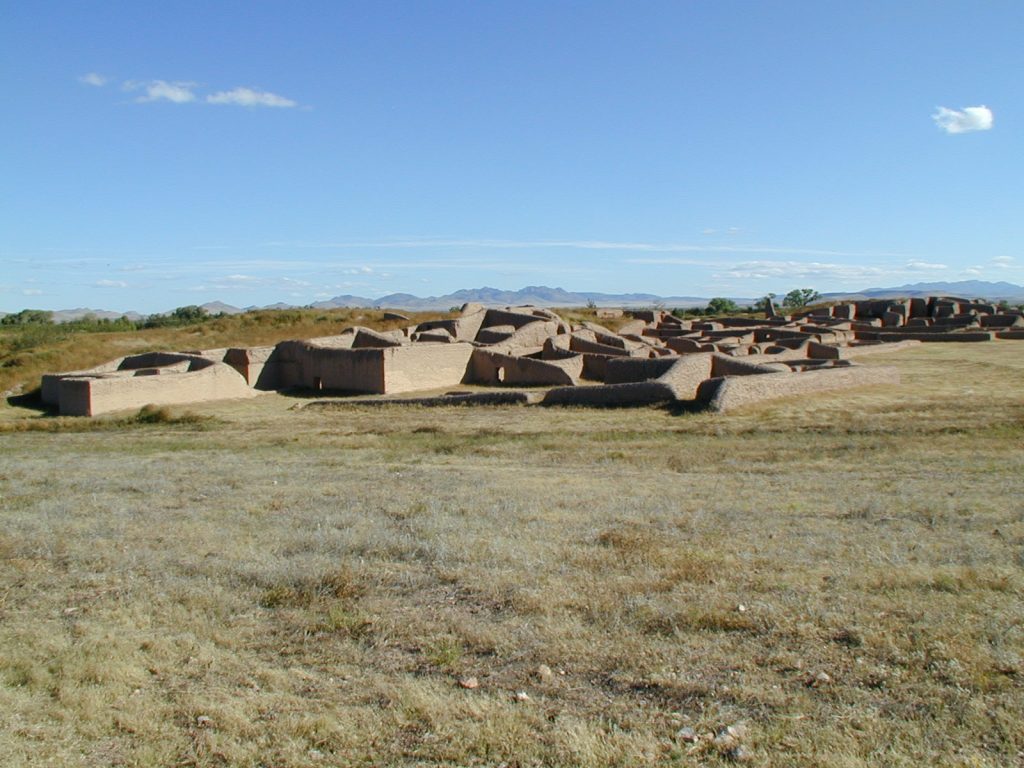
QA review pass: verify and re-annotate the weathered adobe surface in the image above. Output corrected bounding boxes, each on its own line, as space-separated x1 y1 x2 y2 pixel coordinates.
42 296 1021 416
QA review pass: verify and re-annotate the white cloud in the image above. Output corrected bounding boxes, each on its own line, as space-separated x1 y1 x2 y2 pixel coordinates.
79 72 107 87
207 87 297 108
126 80 197 104
932 105 993 134
991 256 1014 266
207 274 312 289
341 266 374 275
720 260 888 282
22 288 43 296
95 279 128 288
905 260 947 271
961 267 983 276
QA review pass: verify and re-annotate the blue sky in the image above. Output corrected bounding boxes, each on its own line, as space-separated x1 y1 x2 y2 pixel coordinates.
2 1 1022 313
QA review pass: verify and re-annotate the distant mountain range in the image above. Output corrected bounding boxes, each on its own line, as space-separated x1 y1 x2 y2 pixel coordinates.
307 285 715 311
820 280 1024 301
46 308 145 323
5 280 1021 323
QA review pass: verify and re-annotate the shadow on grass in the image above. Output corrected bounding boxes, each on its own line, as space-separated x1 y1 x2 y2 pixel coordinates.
5 387 54 415
277 386 377 401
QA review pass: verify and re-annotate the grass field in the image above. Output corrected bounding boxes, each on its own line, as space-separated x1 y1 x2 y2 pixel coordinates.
1 341 1022 766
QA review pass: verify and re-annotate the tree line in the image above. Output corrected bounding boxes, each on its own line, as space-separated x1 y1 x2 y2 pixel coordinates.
0 305 214 330
675 288 822 318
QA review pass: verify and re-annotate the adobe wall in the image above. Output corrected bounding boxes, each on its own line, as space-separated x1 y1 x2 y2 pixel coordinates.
41 373 72 405
709 354 789 377
56 378 93 415
604 357 679 384
483 308 554 330
42 353 207 406
57 362 255 416
499 320 564 350
665 337 714 354
382 343 476 393
415 310 487 342
656 354 715 399
224 346 281 389
855 330 994 342
353 328 406 348
274 341 387 393
542 380 679 406
696 365 900 412
569 334 633 356
808 339 922 359
468 349 582 386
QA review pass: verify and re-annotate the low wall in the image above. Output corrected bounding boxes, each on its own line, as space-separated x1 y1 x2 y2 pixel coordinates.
604 357 678 384
542 381 678 407
468 349 582 386
696 365 900 412
657 354 715 398
569 334 632 357
855 330 994 342
58 362 255 416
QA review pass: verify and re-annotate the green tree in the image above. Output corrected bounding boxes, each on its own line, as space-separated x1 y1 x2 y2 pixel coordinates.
705 297 740 315
0 309 54 326
753 293 776 311
171 305 208 322
143 305 210 329
782 288 821 309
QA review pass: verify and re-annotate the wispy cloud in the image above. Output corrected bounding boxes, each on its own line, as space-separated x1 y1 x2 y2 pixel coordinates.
22 288 43 296
207 87 297 108
716 260 888 282
125 79 197 104
210 274 312 289
95 78 299 108
95 279 128 288
991 256 1014 266
78 72 107 87
906 260 947 271
263 237 911 261
933 105 993 134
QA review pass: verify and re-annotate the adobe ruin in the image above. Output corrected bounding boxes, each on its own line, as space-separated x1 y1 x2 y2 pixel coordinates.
41 296 1023 416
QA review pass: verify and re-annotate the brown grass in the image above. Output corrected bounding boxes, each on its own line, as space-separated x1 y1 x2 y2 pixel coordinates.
0 342 1022 765
0 307 452 402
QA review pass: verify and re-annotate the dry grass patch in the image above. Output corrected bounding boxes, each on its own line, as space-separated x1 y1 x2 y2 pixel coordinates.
0 342 1022 766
